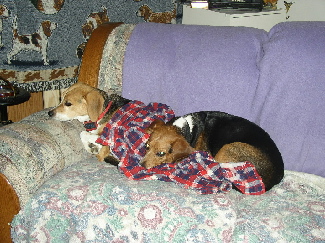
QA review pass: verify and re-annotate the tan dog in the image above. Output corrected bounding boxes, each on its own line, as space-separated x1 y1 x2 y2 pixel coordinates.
143 120 195 168
137 4 176 24
77 7 110 58
48 83 105 123
142 120 269 169
263 0 278 9
142 111 284 191
48 83 130 164
82 7 110 40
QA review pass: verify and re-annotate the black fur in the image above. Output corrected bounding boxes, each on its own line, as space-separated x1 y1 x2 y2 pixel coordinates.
100 94 131 165
169 111 284 191
100 94 284 190
99 93 131 126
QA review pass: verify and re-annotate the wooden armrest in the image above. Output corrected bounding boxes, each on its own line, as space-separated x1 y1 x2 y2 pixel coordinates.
78 22 123 88
0 173 20 243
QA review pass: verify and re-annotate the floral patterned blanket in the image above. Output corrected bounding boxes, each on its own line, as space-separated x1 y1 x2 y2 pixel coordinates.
11 160 325 243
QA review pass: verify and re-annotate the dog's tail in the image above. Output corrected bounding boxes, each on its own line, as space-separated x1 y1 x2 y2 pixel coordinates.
11 15 18 38
172 1 180 22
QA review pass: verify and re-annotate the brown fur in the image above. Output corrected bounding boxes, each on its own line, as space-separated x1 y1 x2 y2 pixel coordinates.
0 4 8 16
215 142 268 163
49 83 105 126
96 145 111 162
263 0 278 9
0 4 9 48
7 16 57 65
48 83 118 163
42 21 54 38
142 120 195 168
37 0 64 12
142 111 284 191
142 120 271 176
137 4 176 24
82 7 109 40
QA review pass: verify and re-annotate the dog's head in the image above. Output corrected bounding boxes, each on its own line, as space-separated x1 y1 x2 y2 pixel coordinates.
42 21 57 37
141 120 194 169
0 4 9 18
48 83 106 122
137 5 152 19
81 22 94 39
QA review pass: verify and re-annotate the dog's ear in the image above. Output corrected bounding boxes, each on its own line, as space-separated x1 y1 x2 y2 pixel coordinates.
85 90 105 122
146 119 165 134
170 138 194 163
61 83 85 100
60 86 72 101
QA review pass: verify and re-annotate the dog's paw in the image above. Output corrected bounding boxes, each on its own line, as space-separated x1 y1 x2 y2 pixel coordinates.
80 131 102 154
88 143 100 154
104 155 120 166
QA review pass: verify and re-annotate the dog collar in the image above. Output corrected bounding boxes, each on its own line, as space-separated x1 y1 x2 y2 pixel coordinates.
84 100 113 131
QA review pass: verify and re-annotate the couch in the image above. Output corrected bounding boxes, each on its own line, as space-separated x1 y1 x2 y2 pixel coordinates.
1 21 325 242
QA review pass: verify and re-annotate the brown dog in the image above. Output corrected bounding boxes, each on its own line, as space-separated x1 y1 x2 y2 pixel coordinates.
137 4 177 24
263 0 278 9
142 112 284 191
48 83 130 164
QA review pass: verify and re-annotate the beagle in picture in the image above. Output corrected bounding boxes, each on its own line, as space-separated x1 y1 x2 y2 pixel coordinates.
0 4 10 48
137 4 176 24
7 16 57 65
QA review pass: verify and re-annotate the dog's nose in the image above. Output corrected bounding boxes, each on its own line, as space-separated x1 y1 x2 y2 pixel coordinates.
48 110 54 117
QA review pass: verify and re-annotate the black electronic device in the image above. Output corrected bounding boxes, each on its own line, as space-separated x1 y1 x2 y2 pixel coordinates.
208 0 264 11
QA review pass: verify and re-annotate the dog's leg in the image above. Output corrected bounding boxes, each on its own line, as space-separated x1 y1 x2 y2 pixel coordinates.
7 48 19 64
215 142 276 190
96 146 120 166
214 142 267 163
80 131 102 154
96 146 110 161
42 47 49 65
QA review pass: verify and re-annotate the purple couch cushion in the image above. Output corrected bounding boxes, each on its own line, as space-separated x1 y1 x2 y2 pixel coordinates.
122 23 268 121
253 22 325 177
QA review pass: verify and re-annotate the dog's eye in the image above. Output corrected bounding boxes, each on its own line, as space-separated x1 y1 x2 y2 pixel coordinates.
145 143 150 150
65 101 72 107
156 151 166 157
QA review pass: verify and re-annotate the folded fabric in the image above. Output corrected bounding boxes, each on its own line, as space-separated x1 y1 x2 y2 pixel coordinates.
97 101 265 195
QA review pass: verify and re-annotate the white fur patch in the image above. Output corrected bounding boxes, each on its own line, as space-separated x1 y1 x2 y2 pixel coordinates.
173 115 194 133
80 131 102 154
75 115 91 122
53 113 89 122
52 113 71 121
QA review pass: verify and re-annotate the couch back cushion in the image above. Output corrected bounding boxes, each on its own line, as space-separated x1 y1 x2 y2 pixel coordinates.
122 23 268 121
253 22 325 176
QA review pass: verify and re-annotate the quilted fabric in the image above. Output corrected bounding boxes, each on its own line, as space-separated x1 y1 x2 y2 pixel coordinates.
0 110 89 207
11 160 325 242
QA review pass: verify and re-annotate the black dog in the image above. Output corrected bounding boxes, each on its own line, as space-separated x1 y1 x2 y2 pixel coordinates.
142 111 284 191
